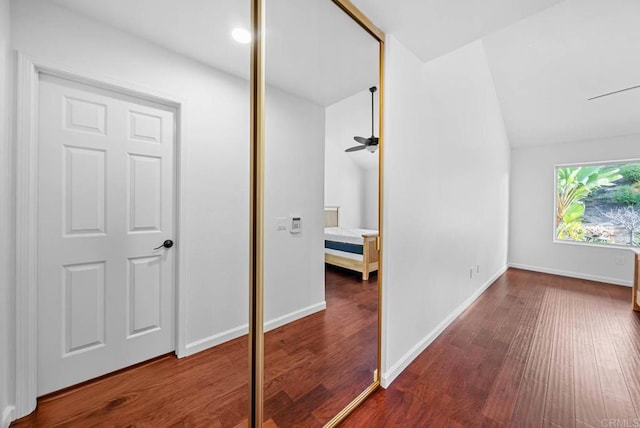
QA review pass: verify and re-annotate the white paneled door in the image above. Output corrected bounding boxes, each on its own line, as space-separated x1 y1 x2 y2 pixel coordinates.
37 75 176 395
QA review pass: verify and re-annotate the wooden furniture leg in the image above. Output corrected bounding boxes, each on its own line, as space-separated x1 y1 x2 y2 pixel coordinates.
634 249 640 312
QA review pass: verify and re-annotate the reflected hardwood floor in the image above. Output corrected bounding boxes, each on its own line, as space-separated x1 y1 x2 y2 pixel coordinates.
264 267 377 427
344 268 640 427
12 266 377 427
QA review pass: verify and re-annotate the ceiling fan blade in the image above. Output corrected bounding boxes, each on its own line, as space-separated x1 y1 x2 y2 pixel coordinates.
588 84 640 101
345 145 367 152
353 136 369 145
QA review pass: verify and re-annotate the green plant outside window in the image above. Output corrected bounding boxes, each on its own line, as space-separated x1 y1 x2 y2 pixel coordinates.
556 161 640 247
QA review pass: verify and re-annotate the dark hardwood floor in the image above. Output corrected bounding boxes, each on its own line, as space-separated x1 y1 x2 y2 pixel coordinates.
343 268 640 427
12 266 378 427
264 267 377 426
15 268 639 427
13 335 250 427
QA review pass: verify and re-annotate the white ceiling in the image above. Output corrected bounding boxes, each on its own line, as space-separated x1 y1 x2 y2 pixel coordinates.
352 0 640 148
350 0 563 62
48 0 637 150
483 0 640 147
49 0 379 106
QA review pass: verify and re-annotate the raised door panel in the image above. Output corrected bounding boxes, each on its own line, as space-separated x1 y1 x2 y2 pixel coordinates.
63 262 106 356
129 110 163 144
64 97 107 136
63 146 107 236
128 256 162 338
129 154 162 233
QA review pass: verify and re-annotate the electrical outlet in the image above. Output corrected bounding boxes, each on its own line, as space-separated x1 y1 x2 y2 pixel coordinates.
476 265 480 274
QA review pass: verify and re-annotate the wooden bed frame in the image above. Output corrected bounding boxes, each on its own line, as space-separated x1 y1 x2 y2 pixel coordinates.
324 207 378 280
633 249 640 312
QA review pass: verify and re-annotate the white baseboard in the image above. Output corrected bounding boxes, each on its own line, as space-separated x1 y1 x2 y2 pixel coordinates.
380 265 508 388
2 406 15 428
264 301 326 333
184 324 249 357
183 301 327 357
508 263 632 287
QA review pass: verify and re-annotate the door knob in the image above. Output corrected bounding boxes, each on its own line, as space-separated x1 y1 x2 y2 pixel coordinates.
154 240 174 250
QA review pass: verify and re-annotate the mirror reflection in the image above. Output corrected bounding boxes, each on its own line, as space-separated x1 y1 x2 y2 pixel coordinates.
263 0 380 425
12 0 251 425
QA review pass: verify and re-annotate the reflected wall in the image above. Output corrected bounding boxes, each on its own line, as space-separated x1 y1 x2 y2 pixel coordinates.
262 0 380 425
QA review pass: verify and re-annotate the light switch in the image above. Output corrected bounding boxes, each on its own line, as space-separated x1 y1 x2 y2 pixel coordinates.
276 217 287 231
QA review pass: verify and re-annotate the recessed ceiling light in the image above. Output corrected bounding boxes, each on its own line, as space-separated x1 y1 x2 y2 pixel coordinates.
232 28 251 44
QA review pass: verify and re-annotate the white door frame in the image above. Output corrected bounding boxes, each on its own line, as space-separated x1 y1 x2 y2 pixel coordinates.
14 52 190 419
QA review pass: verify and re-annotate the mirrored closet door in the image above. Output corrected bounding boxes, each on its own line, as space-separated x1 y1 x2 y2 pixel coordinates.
260 0 383 425
12 0 384 425
14 0 251 425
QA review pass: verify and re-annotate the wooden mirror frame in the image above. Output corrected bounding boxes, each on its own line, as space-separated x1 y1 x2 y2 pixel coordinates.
248 0 385 425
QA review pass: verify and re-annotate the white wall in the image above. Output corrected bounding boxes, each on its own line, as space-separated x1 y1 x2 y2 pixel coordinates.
325 89 378 229
381 36 510 386
7 1 326 419
1 0 15 425
363 167 378 230
264 86 326 329
509 134 638 285
11 0 250 357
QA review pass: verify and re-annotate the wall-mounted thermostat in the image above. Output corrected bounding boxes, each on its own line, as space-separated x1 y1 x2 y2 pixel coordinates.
289 216 302 234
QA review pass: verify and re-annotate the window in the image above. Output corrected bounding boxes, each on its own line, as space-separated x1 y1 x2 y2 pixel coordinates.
555 160 640 247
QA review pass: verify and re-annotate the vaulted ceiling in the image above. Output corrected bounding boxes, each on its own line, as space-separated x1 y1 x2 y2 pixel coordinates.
350 0 563 62
484 0 640 147
353 0 640 148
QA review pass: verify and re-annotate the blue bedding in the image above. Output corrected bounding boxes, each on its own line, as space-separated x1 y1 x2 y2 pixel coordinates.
324 240 363 255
